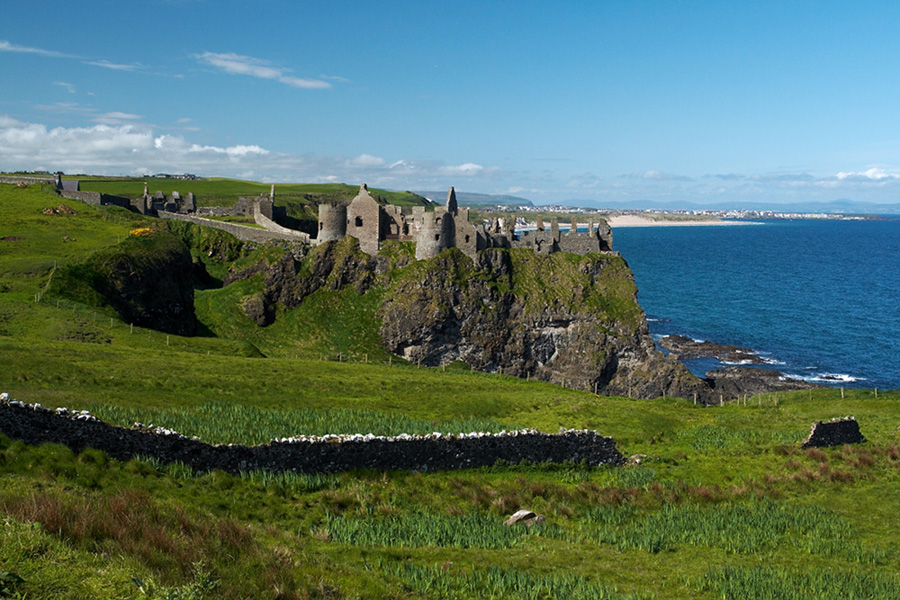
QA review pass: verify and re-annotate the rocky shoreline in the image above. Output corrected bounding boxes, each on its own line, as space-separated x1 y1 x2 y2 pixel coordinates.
658 335 768 364
658 335 822 397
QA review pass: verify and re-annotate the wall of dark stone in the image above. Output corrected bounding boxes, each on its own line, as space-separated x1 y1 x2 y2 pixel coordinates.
802 417 866 447
0 401 624 474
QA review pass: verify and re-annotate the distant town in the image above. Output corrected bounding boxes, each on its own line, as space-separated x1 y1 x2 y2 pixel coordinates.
480 203 881 221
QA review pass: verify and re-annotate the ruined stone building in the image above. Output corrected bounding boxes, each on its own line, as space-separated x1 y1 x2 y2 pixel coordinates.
316 184 613 260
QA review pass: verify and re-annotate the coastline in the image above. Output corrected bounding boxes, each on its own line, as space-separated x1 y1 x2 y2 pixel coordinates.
607 215 757 227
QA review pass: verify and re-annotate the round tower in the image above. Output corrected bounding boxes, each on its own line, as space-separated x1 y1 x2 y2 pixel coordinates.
415 213 449 260
317 203 347 243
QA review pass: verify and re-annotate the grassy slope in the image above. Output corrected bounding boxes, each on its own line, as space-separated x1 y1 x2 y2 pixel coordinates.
2 184 900 599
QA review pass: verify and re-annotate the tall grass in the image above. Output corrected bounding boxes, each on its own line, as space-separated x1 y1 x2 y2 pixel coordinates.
581 501 884 562
384 563 651 600
325 511 550 549
695 565 900 600
88 401 514 445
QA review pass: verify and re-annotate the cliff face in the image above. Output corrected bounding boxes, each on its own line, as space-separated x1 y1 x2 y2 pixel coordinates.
55 231 197 336
378 247 706 400
249 238 707 400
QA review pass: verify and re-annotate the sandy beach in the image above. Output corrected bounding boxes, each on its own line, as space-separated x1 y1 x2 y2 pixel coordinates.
606 215 756 227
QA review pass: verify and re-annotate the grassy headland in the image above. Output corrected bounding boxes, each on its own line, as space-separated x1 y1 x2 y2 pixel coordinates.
1 182 900 599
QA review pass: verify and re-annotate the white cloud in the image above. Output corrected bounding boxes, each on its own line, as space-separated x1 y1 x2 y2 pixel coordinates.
622 170 693 182
54 81 77 94
0 116 504 191
439 162 485 175
836 167 897 181
0 40 78 59
351 154 386 167
83 59 142 72
93 111 143 125
195 52 332 89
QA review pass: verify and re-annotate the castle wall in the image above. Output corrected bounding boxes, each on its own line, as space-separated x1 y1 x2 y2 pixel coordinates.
317 203 347 243
0 401 624 474
158 211 308 244
346 186 383 255
59 190 133 211
252 205 311 243
415 212 449 260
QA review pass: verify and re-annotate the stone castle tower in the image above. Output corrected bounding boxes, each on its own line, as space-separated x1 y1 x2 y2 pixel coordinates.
317 203 347 243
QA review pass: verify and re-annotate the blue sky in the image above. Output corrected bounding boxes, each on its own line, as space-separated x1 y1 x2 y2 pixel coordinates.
2 0 900 207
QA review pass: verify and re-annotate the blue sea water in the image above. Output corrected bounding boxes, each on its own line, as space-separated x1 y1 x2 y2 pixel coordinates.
612 219 900 390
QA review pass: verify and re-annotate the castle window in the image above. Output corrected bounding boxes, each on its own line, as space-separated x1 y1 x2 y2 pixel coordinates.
403 223 409 235
355 216 363 227
434 234 440 241
465 234 470 243
319 222 323 230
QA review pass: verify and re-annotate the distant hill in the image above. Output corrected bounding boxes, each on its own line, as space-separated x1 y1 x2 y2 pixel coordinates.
415 190 534 207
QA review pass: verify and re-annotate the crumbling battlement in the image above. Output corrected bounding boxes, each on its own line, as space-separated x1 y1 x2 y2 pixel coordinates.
317 184 614 261
0 398 624 474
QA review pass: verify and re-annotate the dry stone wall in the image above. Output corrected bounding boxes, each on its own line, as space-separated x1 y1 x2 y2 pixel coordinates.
0 399 624 474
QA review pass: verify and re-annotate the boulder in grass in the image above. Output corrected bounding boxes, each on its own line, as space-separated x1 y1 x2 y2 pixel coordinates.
802 417 866 448
504 509 545 527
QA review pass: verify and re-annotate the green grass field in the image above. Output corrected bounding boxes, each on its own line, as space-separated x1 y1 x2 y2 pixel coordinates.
2 183 900 599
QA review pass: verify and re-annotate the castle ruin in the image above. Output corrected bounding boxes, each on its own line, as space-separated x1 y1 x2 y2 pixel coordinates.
317 184 613 260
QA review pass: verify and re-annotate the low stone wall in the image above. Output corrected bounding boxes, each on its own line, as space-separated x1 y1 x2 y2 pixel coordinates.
253 205 311 243
802 417 866 447
0 176 54 186
0 400 624 474
158 211 309 245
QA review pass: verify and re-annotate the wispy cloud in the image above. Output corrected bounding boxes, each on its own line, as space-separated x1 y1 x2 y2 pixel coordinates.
196 52 333 89
0 40 78 59
83 59 143 72
622 170 693 182
93 112 143 125
54 82 77 94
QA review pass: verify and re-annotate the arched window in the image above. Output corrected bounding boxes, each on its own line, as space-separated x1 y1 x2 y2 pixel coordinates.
465 234 470 243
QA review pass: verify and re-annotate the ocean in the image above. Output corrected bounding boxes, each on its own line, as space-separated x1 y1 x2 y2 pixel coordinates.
612 219 900 390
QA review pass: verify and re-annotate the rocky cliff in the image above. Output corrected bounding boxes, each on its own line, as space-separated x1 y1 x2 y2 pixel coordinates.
54 230 197 336
247 238 711 401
